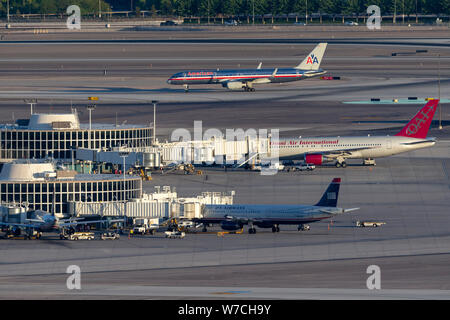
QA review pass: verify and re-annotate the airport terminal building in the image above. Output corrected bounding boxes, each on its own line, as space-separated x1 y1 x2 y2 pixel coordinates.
0 113 152 162
0 161 142 217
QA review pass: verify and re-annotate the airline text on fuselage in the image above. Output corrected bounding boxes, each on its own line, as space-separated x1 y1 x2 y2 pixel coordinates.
270 139 339 146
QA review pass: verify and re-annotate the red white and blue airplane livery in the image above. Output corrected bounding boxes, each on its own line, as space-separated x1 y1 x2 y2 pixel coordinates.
167 43 327 92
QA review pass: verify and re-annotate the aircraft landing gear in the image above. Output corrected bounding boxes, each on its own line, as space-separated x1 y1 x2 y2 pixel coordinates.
335 161 347 168
248 227 257 234
271 225 280 233
202 224 207 232
298 224 310 231
244 86 255 92
184 84 189 92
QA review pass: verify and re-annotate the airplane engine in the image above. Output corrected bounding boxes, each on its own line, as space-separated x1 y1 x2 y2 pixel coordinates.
220 220 242 231
254 221 274 228
305 154 333 165
226 82 245 90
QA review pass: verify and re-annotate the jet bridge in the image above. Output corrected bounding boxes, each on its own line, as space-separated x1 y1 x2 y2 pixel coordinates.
74 135 272 169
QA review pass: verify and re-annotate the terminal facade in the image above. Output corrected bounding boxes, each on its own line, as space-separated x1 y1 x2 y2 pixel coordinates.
0 161 142 217
0 113 152 162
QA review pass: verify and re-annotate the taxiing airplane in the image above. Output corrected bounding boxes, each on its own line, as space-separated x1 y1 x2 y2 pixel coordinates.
167 43 327 92
196 178 358 234
274 99 440 167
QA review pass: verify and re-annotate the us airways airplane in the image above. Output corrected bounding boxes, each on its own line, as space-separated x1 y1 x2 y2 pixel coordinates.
167 43 327 92
272 99 439 167
196 178 358 234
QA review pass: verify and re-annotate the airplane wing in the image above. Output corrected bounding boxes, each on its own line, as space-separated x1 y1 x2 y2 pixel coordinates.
219 69 278 86
222 215 276 226
308 146 376 159
0 221 42 229
25 218 45 223
58 217 84 222
220 77 273 85
343 208 360 213
219 78 256 83
301 70 327 77
319 208 360 215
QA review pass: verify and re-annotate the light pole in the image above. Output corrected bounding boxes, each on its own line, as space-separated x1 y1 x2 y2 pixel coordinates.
24 98 37 115
305 0 308 25
393 0 397 24
438 54 442 130
252 0 255 25
7 0 10 23
86 104 96 149
402 0 405 24
119 152 129 206
99 0 102 18
152 100 158 145
207 0 210 24
415 0 418 23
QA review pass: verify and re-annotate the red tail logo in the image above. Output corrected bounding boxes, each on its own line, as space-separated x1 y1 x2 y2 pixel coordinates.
395 99 439 139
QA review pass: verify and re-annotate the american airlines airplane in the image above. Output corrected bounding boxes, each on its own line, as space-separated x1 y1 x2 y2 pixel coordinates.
274 99 439 167
196 178 358 234
167 43 327 91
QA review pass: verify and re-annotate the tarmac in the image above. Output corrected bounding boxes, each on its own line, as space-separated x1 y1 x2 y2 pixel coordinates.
0 26 449 299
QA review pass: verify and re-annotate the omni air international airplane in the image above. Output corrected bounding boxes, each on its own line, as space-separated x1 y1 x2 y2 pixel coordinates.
273 99 439 167
167 43 327 92
196 178 358 234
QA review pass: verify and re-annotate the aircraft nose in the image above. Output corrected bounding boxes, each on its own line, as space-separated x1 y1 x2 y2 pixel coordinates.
167 79 172 84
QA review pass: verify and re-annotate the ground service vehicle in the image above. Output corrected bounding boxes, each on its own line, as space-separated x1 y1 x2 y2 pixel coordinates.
165 231 185 239
356 221 386 227
287 163 316 172
101 232 120 240
132 218 159 235
67 232 95 240
253 162 285 172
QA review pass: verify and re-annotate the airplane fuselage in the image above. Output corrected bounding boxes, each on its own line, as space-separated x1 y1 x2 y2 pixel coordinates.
167 68 325 85
200 204 342 226
273 135 436 161
31 215 59 232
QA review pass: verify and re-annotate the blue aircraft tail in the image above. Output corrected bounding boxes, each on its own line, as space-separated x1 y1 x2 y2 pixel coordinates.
315 178 341 207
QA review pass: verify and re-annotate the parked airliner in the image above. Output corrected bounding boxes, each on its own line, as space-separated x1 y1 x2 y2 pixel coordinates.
273 99 439 167
196 178 358 234
167 43 327 91
0 209 123 237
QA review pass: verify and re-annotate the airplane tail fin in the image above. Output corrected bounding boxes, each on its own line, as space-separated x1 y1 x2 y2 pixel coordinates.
315 178 341 207
295 43 327 70
395 99 439 139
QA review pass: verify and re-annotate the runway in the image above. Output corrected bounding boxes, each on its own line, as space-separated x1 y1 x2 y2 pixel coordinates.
0 26 449 299
0 36 448 104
